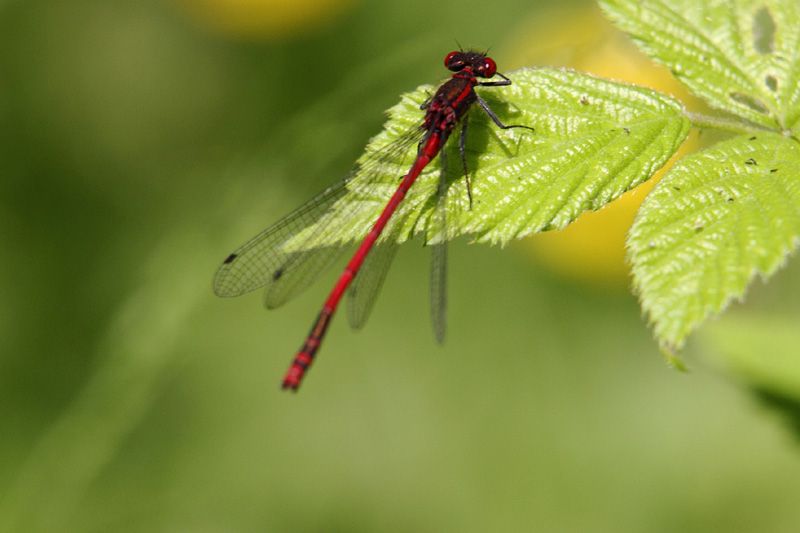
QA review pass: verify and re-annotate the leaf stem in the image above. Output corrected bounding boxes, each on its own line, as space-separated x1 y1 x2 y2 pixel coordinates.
685 111 770 136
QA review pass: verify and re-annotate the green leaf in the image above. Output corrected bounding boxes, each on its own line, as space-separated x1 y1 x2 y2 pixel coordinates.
599 0 800 133
628 133 800 349
288 68 689 251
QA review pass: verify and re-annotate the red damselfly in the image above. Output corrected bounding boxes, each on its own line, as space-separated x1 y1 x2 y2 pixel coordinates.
214 50 532 391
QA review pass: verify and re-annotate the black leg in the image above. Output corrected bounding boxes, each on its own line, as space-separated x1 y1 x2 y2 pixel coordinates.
477 72 513 87
420 94 432 110
458 115 473 209
475 94 535 132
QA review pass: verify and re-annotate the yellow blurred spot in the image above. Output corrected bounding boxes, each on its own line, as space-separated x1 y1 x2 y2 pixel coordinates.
502 7 699 288
177 0 356 40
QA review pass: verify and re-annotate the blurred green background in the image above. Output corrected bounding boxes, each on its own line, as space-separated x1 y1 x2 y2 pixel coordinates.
2 0 800 531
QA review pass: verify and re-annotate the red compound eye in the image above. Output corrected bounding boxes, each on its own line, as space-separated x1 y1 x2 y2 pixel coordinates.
481 57 497 78
444 51 464 71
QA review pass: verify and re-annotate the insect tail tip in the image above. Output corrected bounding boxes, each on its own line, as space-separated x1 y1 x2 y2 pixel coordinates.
281 381 299 392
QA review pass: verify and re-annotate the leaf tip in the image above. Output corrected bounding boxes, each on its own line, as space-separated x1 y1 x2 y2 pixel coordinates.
660 345 689 373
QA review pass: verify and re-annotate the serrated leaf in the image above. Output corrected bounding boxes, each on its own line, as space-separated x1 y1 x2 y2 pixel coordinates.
629 133 800 348
599 0 800 133
291 67 689 251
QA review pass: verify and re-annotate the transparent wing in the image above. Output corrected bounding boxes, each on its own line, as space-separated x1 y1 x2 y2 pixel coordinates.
430 241 447 344
346 241 399 329
429 152 448 344
213 125 423 307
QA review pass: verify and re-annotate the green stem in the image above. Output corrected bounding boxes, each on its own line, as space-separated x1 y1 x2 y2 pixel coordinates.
685 111 771 136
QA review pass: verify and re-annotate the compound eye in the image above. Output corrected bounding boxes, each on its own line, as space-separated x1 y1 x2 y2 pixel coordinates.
444 51 464 71
481 57 497 78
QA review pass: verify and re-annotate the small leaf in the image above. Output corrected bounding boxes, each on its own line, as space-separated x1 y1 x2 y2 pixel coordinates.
291 68 689 250
599 0 800 133
629 133 800 349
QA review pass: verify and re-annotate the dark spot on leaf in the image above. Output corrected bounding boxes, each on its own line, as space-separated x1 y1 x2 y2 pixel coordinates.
273 268 284 281
730 92 770 114
695 226 704 233
753 6 776 54
672 186 681 191
770 168 778 173
749 136 757 141
623 127 630 135
745 158 758 166
580 96 589 105
727 197 735 203
765 75 778 92
223 253 238 264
